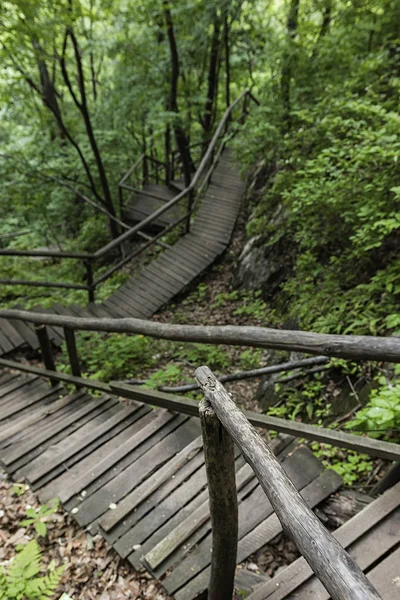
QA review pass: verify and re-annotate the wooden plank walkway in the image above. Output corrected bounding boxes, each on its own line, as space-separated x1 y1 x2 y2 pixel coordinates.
0 148 245 356
0 371 350 600
123 183 184 230
246 481 400 600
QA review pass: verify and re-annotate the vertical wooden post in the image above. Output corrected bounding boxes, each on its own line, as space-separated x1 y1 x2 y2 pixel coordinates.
35 325 57 387
185 189 194 234
165 126 172 185
118 186 124 218
85 259 95 303
199 398 238 600
63 327 82 389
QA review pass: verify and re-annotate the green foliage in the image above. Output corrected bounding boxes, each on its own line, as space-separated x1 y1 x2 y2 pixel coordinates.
311 444 374 486
144 364 184 389
11 483 27 497
239 349 263 370
20 499 59 538
173 343 230 370
0 540 64 600
345 381 400 438
60 332 155 381
270 376 332 424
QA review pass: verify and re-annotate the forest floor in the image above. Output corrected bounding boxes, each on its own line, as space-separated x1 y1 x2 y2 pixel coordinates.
0 468 170 600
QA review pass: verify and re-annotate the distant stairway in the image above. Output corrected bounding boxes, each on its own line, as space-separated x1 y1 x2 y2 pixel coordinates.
0 148 245 357
123 182 185 231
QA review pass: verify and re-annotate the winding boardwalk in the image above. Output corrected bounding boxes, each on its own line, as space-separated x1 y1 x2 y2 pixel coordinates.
0 149 245 355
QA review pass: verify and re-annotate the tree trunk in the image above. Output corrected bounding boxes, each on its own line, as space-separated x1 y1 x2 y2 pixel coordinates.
281 0 300 131
224 13 231 110
202 12 222 145
62 27 119 239
33 40 65 140
163 1 192 187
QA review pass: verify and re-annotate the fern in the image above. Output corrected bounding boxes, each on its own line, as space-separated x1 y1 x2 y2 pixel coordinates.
0 540 65 600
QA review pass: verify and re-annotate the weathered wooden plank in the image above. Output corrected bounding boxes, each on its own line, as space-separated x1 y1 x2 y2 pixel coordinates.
143 462 252 573
25 401 139 484
171 469 343 600
127 455 249 571
235 569 270 596
2 393 109 467
0 380 59 420
100 435 204 533
56 408 174 503
118 437 290 563
0 377 44 408
247 481 400 600
162 446 325 594
0 317 25 347
109 448 206 551
37 404 152 503
366 546 400 600
0 374 38 399
8 308 40 349
290 509 400 600
74 417 199 527
0 388 74 446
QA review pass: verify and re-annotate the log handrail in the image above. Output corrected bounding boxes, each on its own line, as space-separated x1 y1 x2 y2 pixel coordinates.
1 309 400 362
1 90 256 299
95 89 252 259
195 366 382 600
0 355 399 461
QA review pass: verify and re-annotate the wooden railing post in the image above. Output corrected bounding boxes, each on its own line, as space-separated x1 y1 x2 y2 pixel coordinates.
85 259 95 303
195 366 383 600
185 189 194 233
63 327 82 389
118 185 124 218
35 325 57 387
199 398 238 600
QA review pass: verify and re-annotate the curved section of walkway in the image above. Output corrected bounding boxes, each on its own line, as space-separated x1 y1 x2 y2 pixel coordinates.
0 148 245 355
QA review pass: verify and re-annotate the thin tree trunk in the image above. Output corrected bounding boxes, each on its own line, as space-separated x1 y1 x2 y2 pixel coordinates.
62 27 119 239
163 1 192 187
224 13 231 110
202 12 222 145
281 0 300 131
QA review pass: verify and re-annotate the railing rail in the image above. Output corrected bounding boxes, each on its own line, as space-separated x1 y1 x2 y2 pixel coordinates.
1 90 256 302
196 367 382 600
1 308 400 362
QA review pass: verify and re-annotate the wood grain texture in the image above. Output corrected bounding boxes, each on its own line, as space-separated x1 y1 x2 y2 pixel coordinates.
195 366 382 600
2 309 400 363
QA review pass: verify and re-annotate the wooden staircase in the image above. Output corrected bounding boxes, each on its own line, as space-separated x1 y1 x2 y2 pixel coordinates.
2 371 398 598
0 371 345 600
0 148 245 356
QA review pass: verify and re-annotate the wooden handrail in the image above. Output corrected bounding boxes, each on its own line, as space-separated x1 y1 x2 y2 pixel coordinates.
95 90 252 259
1 309 400 362
0 248 93 259
0 279 90 291
195 367 382 600
0 90 255 296
0 354 399 460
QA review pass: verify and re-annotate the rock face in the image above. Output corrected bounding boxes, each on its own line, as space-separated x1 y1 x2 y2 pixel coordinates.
234 233 295 299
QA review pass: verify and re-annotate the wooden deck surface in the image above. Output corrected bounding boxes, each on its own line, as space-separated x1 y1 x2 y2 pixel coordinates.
246 481 400 600
0 149 245 356
0 371 356 600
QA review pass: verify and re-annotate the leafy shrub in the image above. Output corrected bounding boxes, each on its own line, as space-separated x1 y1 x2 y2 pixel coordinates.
60 332 155 381
345 381 400 438
0 540 64 600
